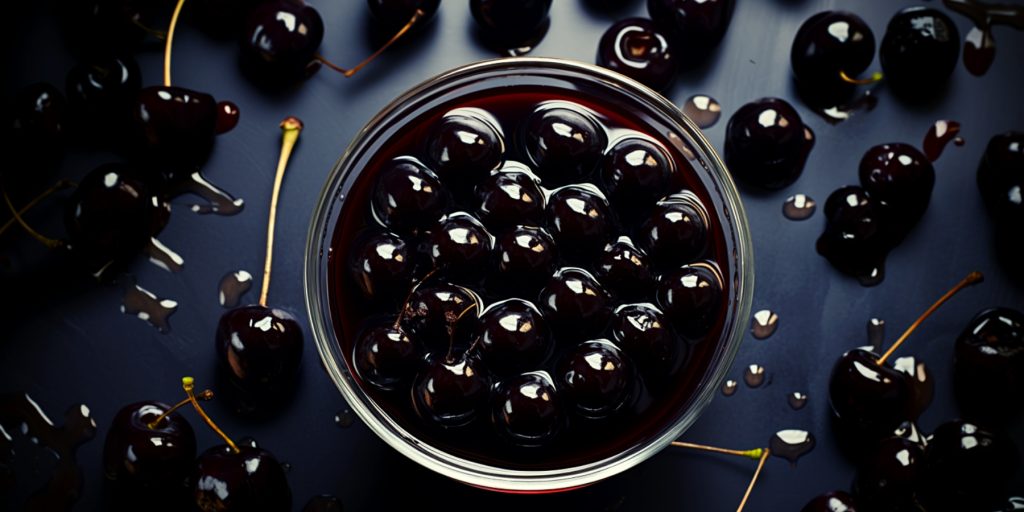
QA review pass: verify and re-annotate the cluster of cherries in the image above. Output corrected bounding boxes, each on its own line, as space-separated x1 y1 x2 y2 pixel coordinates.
800 276 1023 511
346 98 724 451
595 0 735 91
977 131 1024 283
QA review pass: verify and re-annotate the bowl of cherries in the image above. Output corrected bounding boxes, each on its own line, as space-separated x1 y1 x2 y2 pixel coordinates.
304 58 753 492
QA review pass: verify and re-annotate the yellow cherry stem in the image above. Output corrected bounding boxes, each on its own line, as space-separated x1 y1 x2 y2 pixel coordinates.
670 441 765 461
839 70 884 85
736 448 771 512
876 271 984 365
316 9 426 78
258 117 304 307
146 389 214 429
0 179 75 239
182 377 239 453
2 190 63 249
163 0 187 87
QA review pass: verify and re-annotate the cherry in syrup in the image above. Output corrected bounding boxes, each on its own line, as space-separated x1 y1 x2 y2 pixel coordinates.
348 231 417 303
427 109 505 190
371 158 449 235
475 298 554 376
476 168 546 230
352 323 422 391
545 185 615 263
599 136 675 222
411 352 491 428
656 261 723 340
524 103 608 186
491 371 565 447
491 225 559 293
559 339 636 419
538 267 612 340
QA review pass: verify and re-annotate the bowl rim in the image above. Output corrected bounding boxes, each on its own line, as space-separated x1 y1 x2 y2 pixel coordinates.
303 56 754 492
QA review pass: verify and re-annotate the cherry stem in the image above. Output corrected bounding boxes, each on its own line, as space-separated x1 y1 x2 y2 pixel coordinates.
258 117 304 307
735 447 770 512
181 376 239 454
163 0 187 87
839 70 883 85
132 18 167 41
316 8 425 78
876 271 984 365
146 389 214 429
670 441 765 461
0 179 75 239
2 189 64 249
445 302 480 363
393 267 439 329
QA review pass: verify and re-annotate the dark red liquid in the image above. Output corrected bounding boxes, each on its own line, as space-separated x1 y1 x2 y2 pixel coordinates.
326 86 731 470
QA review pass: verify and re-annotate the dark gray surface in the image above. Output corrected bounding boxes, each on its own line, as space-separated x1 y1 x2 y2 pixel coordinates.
3 0 1023 510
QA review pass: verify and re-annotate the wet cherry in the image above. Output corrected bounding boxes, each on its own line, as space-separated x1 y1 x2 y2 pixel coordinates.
596 18 676 92
599 136 675 220
724 97 814 190
193 439 291 512
348 231 417 303
215 306 304 394
412 352 491 427
538 267 611 340
546 184 615 262
852 437 926 511
429 212 493 282
921 420 1020 511
524 104 608 185
372 158 448 234
977 131 1024 225
469 0 552 48
134 85 219 167
829 348 923 442
954 308 1024 420
638 192 708 270
352 323 421 391
595 236 653 299
103 401 196 494
611 303 684 381
427 109 505 188
879 7 960 96
816 186 891 286
476 299 553 375
656 261 723 340
240 0 325 85
858 143 935 234
492 225 559 291
402 283 481 351
559 339 635 419
476 167 546 230
492 371 565 447
791 11 876 104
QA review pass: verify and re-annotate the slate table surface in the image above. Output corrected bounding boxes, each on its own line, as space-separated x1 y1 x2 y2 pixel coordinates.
3 0 1024 510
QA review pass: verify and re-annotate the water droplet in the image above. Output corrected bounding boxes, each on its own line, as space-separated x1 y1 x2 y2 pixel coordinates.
334 409 356 428
751 310 779 339
218 270 254 308
867 318 886 351
783 194 816 220
744 364 766 388
681 95 722 129
770 429 815 465
788 392 808 410
722 379 738 396
168 171 245 216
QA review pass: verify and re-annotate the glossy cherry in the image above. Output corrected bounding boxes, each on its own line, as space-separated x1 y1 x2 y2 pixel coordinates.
103 401 196 493
538 267 611 340
428 212 493 281
859 142 935 232
599 136 675 220
724 97 814 190
524 104 608 185
638 192 708 270
597 18 676 92
977 131 1024 225
546 185 615 262
595 236 653 299
920 420 1020 511
66 55 142 140
816 186 891 286
954 308 1024 419
240 0 325 85
476 298 553 375
492 225 559 291
352 323 421 391
559 339 635 419
647 0 735 55
348 231 417 303
611 303 684 381
800 491 859 512
879 7 960 96
133 85 220 168
412 352 491 427
476 168 546 230
371 158 448 234
215 306 304 396
469 0 552 48
656 261 723 340
791 11 876 103
401 283 481 352
828 348 922 441
368 0 441 30
192 438 291 512
492 371 565 447
852 436 926 511
427 109 505 188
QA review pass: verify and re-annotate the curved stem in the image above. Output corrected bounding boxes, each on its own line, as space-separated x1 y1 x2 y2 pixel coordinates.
146 389 213 429
2 190 64 249
393 267 439 329
0 179 75 238
876 271 984 365
258 117 304 307
839 70 883 85
670 441 764 461
181 377 239 453
735 448 770 512
163 0 187 87
316 8 425 78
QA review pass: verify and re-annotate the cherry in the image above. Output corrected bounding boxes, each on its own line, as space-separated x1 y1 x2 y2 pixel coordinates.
192 438 291 512
352 323 421 391
492 371 565 447
920 420 1020 511
524 104 608 185
240 0 325 85
879 7 960 96
476 298 553 375
638 192 709 270
492 225 559 291
656 261 723 340
610 303 684 381
559 339 635 419
647 0 735 56
858 143 935 235
977 131 1024 225
428 212 493 281
65 55 142 141
829 348 923 442
790 11 876 104
546 184 615 262
469 0 552 48
851 436 926 511
599 136 675 221
133 86 219 167
724 97 814 190
402 283 481 352
800 491 859 512
596 18 676 92
215 305 304 394
371 158 448 234
954 308 1024 420
476 168 546 230
595 236 653 299
348 231 417 303
538 267 612 340
103 401 196 493
412 352 491 428
816 186 891 286
368 0 441 30
427 109 505 188
9 83 67 172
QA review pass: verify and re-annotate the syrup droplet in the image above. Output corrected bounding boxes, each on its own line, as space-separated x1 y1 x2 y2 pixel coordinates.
954 136 965 146
681 95 722 129
0 394 96 510
146 237 185 273
788 392 808 410
744 364 766 388
751 309 779 339
867 318 886 351
923 120 962 162
944 0 1024 76
120 279 178 333
783 194 816 220
303 495 344 512
218 270 253 308
770 429 815 465
818 90 878 124
334 409 356 428
215 101 241 134
964 26 997 76
722 379 738 396
893 356 934 412
167 171 245 216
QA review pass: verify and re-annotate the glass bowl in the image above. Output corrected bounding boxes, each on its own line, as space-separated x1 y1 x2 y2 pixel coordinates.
304 57 753 493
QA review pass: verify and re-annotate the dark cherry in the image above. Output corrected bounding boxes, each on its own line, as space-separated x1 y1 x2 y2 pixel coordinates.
64 163 170 278
595 236 653 299
859 143 935 231
401 283 481 351
469 0 552 47
371 158 448 234
977 131 1024 225
348 231 417 302
816 186 891 286
791 11 876 103
611 303 684 380
800 491 859 512
192 439 291 512
103 401 196 493
638 192 708 270
647 0 735 55
193 0 266 38
538 267 611 340
852 437 926 512
559 339 635 419
656 261 723 340
828 348 922 441
596 18 676 92
492 225 559 291
9 83 67 169
524 104 608 185
476 298 553 375
65 55 142 138
921 420 1020 511
546 185 615 262
954 308 1024 420
724 97 813 190
133 86 219 168
215 306 304 394
428 212 493 280
367 0 441 30
599 136 675 220
476 168 545 230
427 109 505 188
412 353 491 427
240 0 325 85
879 7 960 96
352 323 421 391
492 371 565 447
